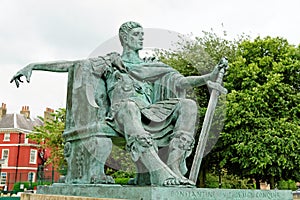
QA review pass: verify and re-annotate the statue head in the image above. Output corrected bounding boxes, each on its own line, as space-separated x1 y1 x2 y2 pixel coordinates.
119 21 144 51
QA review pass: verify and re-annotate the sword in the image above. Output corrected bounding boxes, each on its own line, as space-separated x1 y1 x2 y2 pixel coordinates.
189 57 228 183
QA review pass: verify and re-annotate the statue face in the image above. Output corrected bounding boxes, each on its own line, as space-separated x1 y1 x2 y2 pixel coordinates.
126 27 144 51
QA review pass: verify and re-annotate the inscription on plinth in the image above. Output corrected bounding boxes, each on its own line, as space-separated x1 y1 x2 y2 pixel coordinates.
171 189 288 200
38 184 293 200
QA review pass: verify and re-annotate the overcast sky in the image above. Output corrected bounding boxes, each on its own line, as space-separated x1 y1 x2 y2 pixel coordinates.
1 0 299 118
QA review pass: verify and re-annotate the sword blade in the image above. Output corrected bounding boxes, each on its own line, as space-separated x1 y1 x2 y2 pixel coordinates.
189 64 227 183
189 88 220 183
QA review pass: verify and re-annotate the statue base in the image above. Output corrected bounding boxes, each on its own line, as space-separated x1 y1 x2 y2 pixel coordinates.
37 184 293 200
21 193 121 200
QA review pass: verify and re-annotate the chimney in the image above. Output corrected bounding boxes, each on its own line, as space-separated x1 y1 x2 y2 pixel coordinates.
0 103 7 119
20 106 30 119
44 107 54 122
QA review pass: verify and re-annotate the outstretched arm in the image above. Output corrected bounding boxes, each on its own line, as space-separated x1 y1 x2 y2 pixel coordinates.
179 57 228 89
180 73 214 88
10 60 80 87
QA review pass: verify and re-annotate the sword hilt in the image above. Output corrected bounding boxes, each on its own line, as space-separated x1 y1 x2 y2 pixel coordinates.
216 57 228 84
207 57 228 94
207 80 227 94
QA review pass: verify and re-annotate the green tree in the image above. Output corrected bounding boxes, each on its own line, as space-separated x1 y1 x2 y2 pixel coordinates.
221 36 300 189
28 108 66 170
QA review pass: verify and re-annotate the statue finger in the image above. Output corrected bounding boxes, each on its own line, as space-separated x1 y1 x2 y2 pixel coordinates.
14 79 20 88
9 76 15 83
26 72 31 83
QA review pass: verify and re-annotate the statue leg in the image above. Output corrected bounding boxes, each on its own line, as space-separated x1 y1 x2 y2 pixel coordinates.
115 101 194 186
167 99 197 179
89 137 114 184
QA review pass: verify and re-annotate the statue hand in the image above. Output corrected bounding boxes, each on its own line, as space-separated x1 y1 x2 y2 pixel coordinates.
10 64 33 88
217 57 228 70
210 57 228 81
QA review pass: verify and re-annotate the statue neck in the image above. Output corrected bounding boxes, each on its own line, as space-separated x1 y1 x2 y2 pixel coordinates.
121 49 143 64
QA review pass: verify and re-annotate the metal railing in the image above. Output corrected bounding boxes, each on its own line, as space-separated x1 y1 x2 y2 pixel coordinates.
0 170 60 194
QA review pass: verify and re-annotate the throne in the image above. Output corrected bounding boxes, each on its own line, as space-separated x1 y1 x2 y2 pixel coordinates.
62 59 120 184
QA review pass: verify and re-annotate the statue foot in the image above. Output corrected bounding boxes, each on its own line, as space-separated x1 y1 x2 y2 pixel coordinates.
90 175 115 184
163 177 195 187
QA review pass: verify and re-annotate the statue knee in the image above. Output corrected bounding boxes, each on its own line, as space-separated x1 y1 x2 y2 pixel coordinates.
178 99 197 116
179 99 197 109
116 100 140 118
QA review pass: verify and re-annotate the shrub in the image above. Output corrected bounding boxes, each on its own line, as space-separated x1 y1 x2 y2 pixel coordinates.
277 179 297 190
13 181 52 193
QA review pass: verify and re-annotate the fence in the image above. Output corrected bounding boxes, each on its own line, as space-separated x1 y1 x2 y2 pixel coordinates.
0 170 60 194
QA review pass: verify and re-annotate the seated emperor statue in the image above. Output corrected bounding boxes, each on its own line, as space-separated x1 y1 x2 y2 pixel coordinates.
11 21 226 186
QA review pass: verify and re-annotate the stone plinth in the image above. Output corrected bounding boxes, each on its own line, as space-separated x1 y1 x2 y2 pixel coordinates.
21 193 123 200
37 184 293 200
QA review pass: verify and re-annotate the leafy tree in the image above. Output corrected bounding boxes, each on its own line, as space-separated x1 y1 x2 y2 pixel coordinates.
28 108 66 171
221 36 300 189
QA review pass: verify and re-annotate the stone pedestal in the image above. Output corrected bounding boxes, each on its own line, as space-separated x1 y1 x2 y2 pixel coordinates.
37 184 293 200
21 193 123 200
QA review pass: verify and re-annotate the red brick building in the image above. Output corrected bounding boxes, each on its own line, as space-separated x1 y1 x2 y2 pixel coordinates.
0 103 59 191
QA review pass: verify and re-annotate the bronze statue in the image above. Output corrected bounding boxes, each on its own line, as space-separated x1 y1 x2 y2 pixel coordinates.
11 21 227 186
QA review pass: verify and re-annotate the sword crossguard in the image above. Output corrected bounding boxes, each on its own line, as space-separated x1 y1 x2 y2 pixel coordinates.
207 80 228 94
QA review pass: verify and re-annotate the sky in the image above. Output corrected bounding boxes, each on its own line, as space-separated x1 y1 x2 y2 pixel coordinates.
1 0 299 118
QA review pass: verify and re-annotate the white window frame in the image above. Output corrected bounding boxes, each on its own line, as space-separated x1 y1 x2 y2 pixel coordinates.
27 172 35 182
29 149 37 164
3 133 10 141
24 136 29 144
1 149 9 166
0 172 7 185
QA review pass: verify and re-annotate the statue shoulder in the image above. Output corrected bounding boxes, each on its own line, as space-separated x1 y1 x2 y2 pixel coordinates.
88 52 121 77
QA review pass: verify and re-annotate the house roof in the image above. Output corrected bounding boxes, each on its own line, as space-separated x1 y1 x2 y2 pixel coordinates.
0 113 43 131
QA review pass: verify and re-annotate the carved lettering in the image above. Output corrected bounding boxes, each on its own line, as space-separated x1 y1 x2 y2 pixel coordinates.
173 190 282 200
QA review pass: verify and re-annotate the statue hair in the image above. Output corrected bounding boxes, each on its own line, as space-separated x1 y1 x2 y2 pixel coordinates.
119 21 142 46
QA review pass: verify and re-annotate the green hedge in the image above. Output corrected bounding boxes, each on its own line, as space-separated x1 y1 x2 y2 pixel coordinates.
12 181 51 193
277 179 297 190
114 177 131 185
205 173 254 189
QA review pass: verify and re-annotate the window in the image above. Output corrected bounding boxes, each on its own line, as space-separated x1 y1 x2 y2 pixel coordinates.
0 172 7 185
27 172 35 182
24 137 28 144
29 149 37 164
1 149 9 166
3 133 10 141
